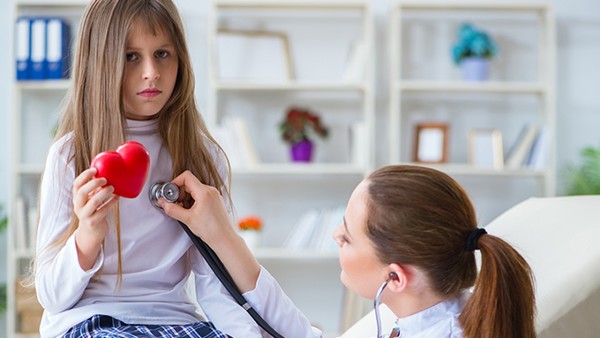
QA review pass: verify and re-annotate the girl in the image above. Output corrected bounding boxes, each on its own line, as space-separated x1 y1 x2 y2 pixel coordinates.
34 0 264 337
161 165 537 338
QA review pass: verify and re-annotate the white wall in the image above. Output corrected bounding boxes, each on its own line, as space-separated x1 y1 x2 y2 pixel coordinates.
1 0 600 333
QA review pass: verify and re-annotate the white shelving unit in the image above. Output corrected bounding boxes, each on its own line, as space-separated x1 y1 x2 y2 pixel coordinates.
388 1 556 222
208 0 374 334
8 1 87 337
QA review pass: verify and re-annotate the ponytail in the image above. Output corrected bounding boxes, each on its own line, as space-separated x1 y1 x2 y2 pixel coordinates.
459 234 536 338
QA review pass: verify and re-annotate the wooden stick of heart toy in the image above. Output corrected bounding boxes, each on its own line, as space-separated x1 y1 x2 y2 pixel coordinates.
91 141 150 198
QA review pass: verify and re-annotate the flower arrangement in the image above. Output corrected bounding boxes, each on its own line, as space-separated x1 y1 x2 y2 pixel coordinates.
279 107 329 145
238 216 263 231
451 23 498 65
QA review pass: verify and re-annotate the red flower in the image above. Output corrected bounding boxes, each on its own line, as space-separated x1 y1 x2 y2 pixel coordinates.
279 107 329 145
238 216 262 231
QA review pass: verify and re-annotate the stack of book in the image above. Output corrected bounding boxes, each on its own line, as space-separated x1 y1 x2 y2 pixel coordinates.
15 17 71 81
282 206 345 252
505 125 550 170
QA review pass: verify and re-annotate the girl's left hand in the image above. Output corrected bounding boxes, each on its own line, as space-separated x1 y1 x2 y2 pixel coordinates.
158 170 235 245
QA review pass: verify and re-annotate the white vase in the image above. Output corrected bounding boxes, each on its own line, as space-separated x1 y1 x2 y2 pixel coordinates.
239 231 260 249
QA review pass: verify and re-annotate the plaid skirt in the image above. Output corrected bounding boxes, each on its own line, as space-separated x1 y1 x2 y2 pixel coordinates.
62 315 232 338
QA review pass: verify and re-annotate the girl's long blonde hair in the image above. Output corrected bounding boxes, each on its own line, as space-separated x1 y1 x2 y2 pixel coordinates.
47 0 230 281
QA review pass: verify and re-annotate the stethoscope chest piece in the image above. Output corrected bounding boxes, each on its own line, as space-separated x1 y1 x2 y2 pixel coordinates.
149 182 179 208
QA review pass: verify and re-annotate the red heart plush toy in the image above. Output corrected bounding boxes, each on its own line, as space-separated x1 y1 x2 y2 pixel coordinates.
91 141 150 198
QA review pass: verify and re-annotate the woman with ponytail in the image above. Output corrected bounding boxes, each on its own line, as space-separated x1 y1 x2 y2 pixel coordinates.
162 165 536 337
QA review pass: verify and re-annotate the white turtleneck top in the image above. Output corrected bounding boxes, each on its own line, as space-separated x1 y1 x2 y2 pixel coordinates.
35 119 263 337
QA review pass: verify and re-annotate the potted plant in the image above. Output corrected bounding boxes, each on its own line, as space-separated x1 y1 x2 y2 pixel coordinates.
238 216 262 249
451 23 498 81
279 107 329 162
565 145 600 195
0 205 7 313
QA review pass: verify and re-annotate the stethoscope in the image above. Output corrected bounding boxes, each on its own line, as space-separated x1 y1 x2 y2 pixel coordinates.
375 272 400 338
150 181 398 338
149 182 284 338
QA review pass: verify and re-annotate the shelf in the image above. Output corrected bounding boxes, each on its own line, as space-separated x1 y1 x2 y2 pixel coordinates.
253 247 339 261
404 163 546 177
231 163 367 176
16 80 71 91
16 0 88 6
215 81 367 92
216 0 368 10
13 249 35 260
17 164 45 175
396 2 549 12
397 80 546 95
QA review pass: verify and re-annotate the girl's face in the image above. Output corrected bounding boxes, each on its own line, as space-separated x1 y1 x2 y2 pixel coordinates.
122 21 178 120
333 180 387 299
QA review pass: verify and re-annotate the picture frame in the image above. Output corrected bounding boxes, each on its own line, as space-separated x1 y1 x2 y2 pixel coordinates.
468 128 504 169
216 30 294 82
413 123 449 163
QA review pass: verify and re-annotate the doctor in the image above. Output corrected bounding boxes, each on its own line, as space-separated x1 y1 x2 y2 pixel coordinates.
160 165 536 338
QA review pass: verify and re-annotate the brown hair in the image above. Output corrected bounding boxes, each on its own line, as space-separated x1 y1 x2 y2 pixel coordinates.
365 165 535 338
40 0 230 282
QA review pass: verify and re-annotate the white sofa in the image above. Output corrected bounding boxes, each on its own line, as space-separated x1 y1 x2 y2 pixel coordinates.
341 196 600 338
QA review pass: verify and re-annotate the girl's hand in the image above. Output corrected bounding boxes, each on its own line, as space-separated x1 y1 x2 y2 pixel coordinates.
159 170 235 245
73 168 118 270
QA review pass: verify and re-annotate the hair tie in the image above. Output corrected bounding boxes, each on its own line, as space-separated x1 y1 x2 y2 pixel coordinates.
465 228 487 252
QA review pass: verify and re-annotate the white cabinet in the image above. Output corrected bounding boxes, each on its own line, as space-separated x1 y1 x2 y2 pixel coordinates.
8 1 88 336
388 2 556 223
208 0 374 334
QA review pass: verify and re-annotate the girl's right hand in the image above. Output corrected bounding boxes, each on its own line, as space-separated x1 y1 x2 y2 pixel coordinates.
72 168 118 270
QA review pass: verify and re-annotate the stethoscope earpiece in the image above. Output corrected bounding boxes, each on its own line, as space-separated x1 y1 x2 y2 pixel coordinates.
374 271 400 337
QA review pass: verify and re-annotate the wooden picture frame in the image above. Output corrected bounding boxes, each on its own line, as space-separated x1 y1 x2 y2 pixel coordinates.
413 123 449 163
468 128 504 169
216 30 294 82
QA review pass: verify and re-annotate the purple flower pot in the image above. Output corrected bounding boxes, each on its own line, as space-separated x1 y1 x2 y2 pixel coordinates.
460 57 490 81
291 139 313 162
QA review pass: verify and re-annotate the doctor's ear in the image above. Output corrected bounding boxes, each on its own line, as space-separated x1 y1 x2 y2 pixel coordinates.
385 264 408 293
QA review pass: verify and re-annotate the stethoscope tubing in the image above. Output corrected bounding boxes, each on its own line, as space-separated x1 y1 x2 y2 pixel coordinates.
178 220 285 338
374 279 389 338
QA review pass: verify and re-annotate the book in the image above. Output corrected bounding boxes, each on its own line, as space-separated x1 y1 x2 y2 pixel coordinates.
46 18 70 79
212 124 244 169
30 18 48 80
283 209 320 251
15 197 28 251
350 122 367 166
343 40 366 82
527 126 550 170
505 125 538 169
15 17 31 80
213 117 260 169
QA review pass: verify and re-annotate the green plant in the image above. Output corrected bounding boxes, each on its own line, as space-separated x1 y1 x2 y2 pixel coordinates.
565 145 600 195
451 23 498 65
279 107 329 145
0 205 7 314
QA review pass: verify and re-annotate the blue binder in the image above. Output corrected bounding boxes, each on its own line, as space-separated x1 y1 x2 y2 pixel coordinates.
15 17 31 80
30 18 47 80
46 18 70 79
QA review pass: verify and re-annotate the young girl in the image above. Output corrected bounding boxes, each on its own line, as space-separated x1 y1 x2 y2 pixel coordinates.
161 165 536 338
34 0 264 337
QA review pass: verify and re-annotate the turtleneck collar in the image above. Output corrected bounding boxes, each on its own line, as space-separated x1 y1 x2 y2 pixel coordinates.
126 118 159 136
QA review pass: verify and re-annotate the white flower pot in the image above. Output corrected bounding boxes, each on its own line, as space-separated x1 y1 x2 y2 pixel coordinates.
460 57 490 81
239 231 260 249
